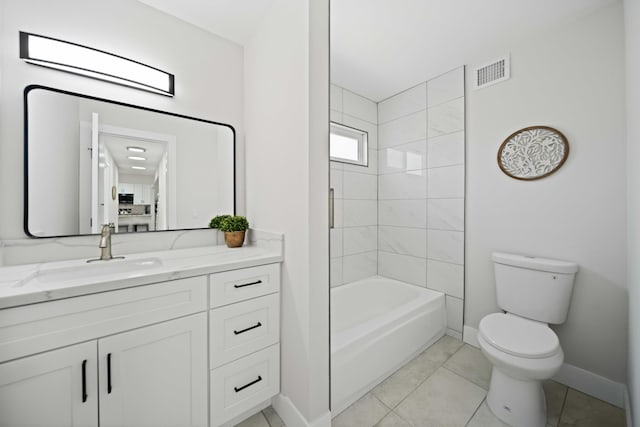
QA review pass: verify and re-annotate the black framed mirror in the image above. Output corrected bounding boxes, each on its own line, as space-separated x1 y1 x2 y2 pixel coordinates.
24 85 235 238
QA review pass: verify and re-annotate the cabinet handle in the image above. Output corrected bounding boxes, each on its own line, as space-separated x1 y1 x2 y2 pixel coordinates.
234 375 262 393
234 322 262 335
107 353 112 394
81 360 88 403
234 280 262 289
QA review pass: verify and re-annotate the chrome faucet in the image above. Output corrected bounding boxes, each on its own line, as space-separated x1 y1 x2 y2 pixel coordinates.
99 223 114 260
88 223 124 262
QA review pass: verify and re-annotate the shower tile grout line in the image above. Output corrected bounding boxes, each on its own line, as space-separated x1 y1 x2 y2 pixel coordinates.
377 108 426 127
377 95 465 127
379 223 464 230
377 249 464 266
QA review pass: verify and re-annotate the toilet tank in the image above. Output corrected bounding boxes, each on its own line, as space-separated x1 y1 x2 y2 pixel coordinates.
492 252 578 324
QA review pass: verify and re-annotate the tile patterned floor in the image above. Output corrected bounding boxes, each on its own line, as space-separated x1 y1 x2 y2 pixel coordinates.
236 405 285 427
237 336 627 427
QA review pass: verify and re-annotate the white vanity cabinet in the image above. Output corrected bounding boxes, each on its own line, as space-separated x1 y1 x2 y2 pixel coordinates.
99 313 207 427
0 253 282 427
0 276 209 427
208 263 281 426
0 341 98 427
0 314 207 427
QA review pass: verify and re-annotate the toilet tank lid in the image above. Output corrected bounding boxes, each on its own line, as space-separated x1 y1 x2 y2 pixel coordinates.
492 252 578 274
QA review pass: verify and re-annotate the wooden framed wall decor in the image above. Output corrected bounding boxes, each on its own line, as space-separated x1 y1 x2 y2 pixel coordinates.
497 126 569 180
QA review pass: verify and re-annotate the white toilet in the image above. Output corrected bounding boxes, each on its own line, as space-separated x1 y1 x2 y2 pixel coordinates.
478 252 578 427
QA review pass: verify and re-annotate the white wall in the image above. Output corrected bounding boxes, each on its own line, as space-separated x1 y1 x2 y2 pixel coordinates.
466 2 627 384
330 85 378 286
0 0 243 263
626 0 640 422
119 174 155 185
244 0 330 424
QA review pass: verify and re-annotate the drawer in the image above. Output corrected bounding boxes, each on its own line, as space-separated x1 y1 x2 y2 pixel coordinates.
210 344 279 427
209 264 279 308
0 276 207 363
210 293 279 368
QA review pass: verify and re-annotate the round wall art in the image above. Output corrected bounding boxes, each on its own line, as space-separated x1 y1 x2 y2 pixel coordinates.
497 126 569 180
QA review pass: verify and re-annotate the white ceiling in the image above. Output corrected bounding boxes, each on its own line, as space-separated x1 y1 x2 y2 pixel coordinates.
137 0 275 45
102 135 166 177
137 0 618 102
331 0 619 101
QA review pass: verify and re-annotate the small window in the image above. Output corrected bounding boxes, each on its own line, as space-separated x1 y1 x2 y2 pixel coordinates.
330 122 368 166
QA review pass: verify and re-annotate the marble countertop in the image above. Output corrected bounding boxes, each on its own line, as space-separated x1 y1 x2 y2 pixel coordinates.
0 244 282 309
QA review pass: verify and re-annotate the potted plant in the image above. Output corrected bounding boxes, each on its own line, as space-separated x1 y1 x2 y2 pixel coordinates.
209 215 231 229
218 215 249 248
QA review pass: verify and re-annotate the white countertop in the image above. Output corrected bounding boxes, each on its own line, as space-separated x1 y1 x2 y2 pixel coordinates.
0 245 282 309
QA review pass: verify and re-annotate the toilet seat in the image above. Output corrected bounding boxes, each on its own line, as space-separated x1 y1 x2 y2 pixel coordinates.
479 313 559 359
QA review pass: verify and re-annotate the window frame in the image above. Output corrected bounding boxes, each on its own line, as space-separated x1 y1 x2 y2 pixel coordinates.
329 122 368 167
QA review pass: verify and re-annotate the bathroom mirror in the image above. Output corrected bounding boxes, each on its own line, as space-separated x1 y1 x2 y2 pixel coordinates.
25 85 235 238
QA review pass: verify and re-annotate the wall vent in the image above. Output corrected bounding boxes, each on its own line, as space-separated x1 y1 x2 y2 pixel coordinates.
473 55 510 90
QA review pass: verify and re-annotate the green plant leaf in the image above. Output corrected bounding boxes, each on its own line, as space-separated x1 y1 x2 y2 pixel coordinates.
219 215 249 232
209 214 231 228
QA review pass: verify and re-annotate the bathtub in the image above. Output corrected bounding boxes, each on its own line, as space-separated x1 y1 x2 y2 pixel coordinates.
330 275 446 416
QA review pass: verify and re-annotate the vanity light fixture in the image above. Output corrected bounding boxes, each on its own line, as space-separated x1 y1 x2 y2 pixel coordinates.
19 31 175 96
127 146 146 153
131 166 147 170
127 156 146 161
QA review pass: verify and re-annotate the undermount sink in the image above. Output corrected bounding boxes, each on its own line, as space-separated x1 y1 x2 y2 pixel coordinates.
31 257 164 284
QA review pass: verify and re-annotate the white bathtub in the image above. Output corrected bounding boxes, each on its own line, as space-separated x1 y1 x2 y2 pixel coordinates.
330 275 446 416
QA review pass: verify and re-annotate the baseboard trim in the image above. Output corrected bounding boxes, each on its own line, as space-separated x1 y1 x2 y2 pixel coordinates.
624 386 633 427
272 394 331 427
553 363 625 408
463 325 479 348
446 328 462 340
463 324 625 408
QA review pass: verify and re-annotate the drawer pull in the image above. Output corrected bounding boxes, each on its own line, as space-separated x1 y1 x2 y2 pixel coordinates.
107 353 112 394
234 375 262 393
234 322 262 335
234 280 262 289
81 359 88 403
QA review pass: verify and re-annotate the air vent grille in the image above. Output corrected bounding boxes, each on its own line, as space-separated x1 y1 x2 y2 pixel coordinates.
473 56 510 89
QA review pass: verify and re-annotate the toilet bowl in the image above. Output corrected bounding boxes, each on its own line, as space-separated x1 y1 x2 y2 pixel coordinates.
481 252 578 427
478 313 563 427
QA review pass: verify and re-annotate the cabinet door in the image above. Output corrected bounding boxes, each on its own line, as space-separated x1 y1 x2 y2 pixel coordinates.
142 184 151 204
0 341 98 427
133 184 142 204
98 313 207 427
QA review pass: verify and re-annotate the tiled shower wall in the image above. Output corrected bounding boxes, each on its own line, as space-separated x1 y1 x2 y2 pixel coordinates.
330 86 379 287
377 67 465 338
330 67 465 337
